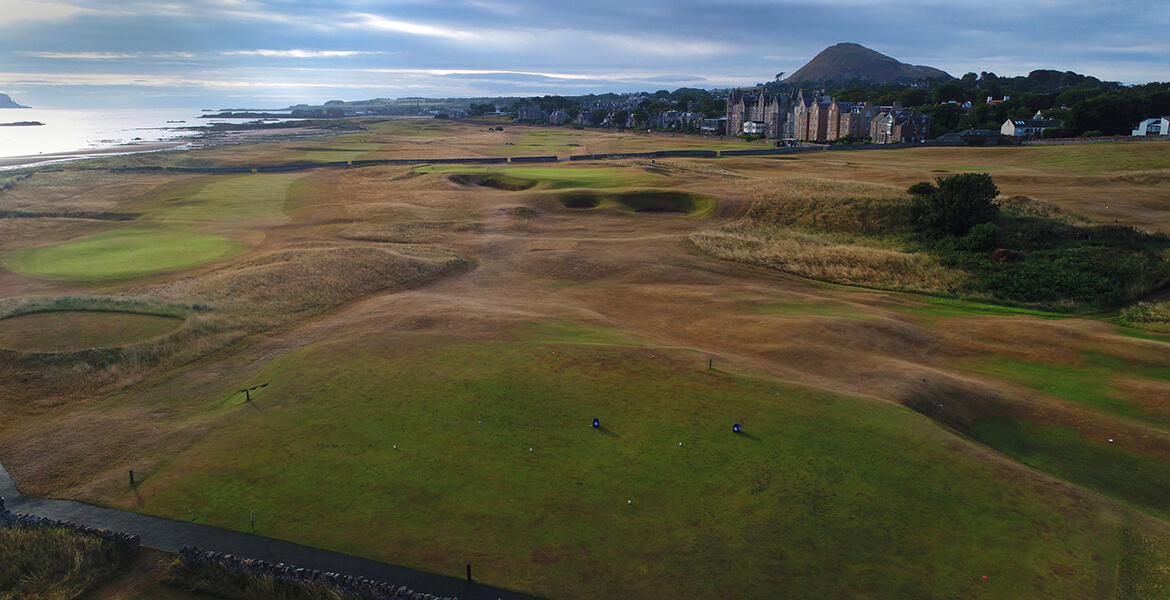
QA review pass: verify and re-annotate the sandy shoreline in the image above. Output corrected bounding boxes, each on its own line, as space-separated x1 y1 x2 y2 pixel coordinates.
0 124 344 170
0 141 191 169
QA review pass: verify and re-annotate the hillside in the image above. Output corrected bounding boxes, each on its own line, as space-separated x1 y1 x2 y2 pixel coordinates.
0 93 29 109
784 43 951 84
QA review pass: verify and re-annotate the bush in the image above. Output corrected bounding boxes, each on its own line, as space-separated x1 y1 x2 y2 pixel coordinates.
1082 130 1104 138
962 222 1004 251
909 173 1000 238
907 181 937 196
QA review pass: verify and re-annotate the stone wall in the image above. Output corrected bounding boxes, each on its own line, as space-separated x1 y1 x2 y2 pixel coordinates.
178 546 455 600
0 499 141 549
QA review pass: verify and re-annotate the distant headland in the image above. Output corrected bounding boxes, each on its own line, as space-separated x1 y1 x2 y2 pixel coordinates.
0 93 30 109
0 121 44 127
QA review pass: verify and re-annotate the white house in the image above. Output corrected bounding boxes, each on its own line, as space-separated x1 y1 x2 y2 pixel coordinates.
1132 117 1170 136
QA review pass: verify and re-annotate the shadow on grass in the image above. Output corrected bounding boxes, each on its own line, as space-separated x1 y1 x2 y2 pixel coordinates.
593 425 619 438
735 431 761 442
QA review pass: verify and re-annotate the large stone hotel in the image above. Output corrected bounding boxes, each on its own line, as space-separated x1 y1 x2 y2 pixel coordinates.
727 87 932 144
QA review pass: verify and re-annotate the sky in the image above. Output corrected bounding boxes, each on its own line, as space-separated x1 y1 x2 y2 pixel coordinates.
0 0 1167 108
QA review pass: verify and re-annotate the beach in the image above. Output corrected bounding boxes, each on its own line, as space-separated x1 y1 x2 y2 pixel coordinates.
0 141 191 169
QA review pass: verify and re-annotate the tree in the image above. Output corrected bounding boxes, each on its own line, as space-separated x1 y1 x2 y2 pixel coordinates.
898 88 929 107
909 173 1000 238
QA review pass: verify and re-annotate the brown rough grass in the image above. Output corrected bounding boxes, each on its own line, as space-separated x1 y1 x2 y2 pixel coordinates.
692 221 962 292
692 176 962 292
154 243 470 324
739 176 912 236
997 195 1090 224
341 221 483 244
1123 301 1170 332
0 526 134 600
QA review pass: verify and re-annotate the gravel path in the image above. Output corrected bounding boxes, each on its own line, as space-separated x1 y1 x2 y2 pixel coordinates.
0 459 541 600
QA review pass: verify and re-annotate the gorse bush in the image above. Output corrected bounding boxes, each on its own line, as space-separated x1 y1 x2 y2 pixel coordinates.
909 173 1000 238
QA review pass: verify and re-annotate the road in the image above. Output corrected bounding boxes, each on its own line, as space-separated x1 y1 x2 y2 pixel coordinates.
0 458 542 600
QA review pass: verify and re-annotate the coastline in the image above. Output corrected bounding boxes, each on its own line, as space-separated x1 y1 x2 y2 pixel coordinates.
1 122 352 170
0 141 190 169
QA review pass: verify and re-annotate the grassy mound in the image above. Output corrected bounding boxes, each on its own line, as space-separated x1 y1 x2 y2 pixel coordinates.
157 243 471 322
0 311 183 352
2 226 242 281
134 329 1170 600
739 177 911 236
692 222 961 292
0 527 135 600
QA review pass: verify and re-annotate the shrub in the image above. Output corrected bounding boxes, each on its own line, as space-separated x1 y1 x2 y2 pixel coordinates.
962 222 1005 252
909 173 1000 238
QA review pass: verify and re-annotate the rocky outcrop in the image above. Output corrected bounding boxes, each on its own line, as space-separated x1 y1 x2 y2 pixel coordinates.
0 93 30 109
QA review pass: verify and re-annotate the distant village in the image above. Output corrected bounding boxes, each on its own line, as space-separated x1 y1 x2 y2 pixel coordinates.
500 87 1077 145
285 78 1168 146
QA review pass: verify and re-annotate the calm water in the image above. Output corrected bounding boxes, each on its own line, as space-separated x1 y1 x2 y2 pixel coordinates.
0 107 212 158
0 107 306 160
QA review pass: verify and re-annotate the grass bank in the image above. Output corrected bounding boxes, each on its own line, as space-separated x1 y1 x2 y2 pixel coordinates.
130 326 1170 600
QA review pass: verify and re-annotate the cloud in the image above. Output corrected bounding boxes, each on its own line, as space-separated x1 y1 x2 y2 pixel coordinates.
223 49 385 58
0 0 86 24
1 0 1169 107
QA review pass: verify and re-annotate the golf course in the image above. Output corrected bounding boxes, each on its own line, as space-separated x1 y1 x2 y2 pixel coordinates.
3 118 1170 599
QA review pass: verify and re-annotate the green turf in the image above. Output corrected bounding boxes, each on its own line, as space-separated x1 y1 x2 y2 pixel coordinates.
154 173 305 222
886 295 1070 319
132 330 1168 599
973 417 1170 520
956 353 1170 428
2 226 242 281
424 165 668 189
933 166 1008 171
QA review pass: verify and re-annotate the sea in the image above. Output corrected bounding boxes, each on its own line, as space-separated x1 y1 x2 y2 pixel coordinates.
0 107 298 162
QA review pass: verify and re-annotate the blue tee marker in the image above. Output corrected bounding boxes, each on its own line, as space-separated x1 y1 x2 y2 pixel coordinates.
732 423 742 433
592 418 600 428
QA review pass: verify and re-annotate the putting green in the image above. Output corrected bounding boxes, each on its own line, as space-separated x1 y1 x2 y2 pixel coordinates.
2 226 242 281
134 328 1168 599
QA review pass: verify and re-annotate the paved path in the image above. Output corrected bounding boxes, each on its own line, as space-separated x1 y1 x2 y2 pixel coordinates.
0 459 541 600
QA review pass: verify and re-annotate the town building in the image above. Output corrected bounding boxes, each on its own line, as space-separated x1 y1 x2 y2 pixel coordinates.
1001 111 1064 137
1132 117 1170 136
726 87 791 139
870 104 933 144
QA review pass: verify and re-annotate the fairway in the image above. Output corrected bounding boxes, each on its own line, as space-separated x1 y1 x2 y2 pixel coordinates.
132 330 1169 600
2 226 242 281
153 172 306 222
